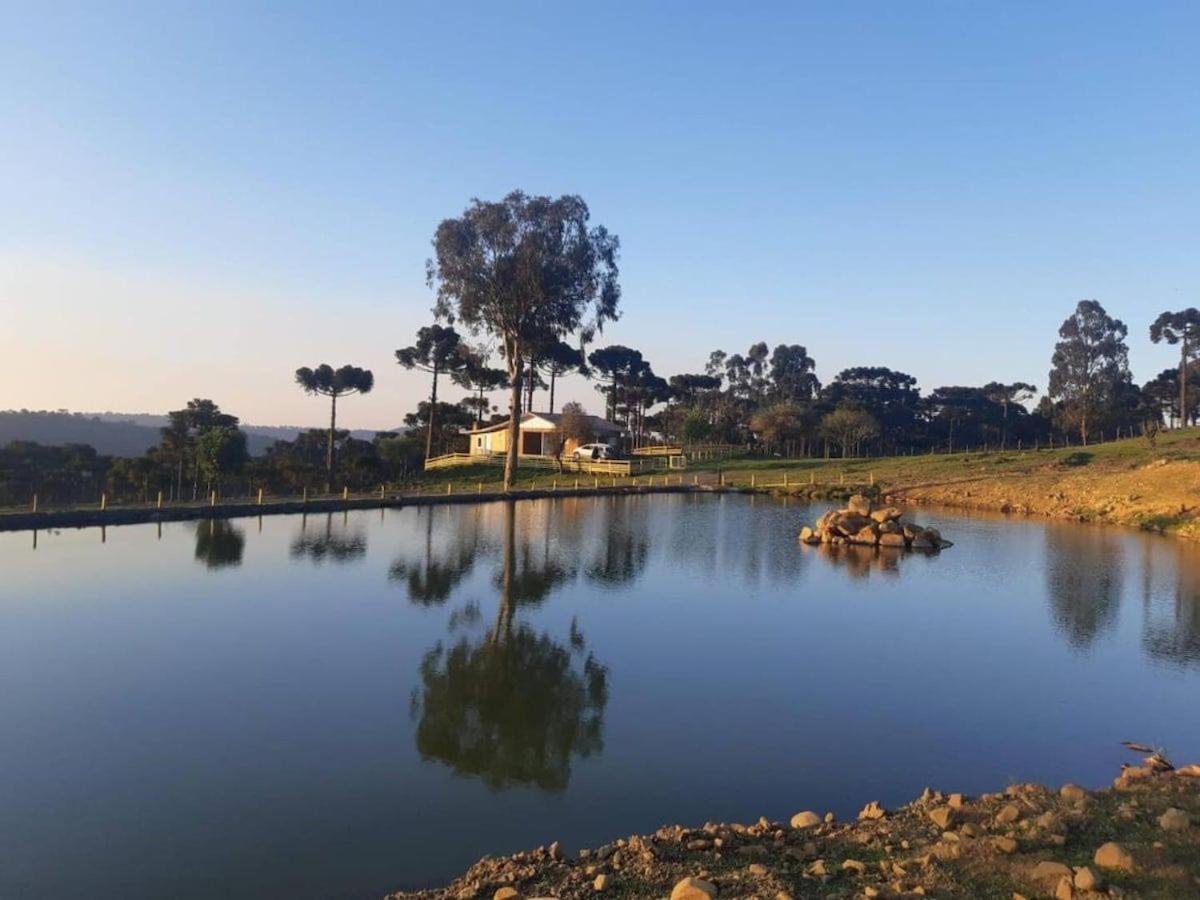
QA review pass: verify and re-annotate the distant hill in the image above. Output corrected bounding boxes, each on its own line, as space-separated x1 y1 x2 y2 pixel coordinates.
0 411 405 457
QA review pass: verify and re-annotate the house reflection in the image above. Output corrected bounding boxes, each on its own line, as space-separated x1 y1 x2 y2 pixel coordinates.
410 501 608 792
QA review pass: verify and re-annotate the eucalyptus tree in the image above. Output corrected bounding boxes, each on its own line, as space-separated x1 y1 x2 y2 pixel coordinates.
1047 300 1130 445
396 323 468 459
1149 308 1200 428
982 381 1037 448
426 191 620 490
294 364 375 489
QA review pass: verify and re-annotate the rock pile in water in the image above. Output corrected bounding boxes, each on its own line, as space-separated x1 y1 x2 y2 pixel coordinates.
799 494 952 550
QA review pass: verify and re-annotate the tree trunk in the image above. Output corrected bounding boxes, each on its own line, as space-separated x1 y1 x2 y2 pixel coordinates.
326 392 338 492
425 364 439 460
503 345 523 492
549 367 557 414
1180 339 1189 429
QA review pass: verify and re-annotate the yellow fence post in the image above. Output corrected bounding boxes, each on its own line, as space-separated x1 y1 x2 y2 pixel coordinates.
100 493 107 511
870 471 875 486
211 490 217 507
303 487 308 505
751 473 755 487
477 481 483 494
343 486 349 501
810 472 815 485
447 482 452 495
379 484 385 499
157 490 164 509
257 487 264 506
784 473 788 487
31 494 38 513
574 478 579 490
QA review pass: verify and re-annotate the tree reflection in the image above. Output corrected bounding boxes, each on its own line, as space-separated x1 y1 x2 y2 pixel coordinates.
584 498 649 587
411 502 608 792
1141 545 1200 668
389 508 485 605
193 519 245 569
1044 526 1122 649
290 513 367 564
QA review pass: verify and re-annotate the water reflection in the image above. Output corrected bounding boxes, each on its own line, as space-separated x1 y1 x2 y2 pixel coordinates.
289 513 368 564
1044 527 1123 648
410 502 608 792
193 519 245 569
805 543 904 579
1141 544 1200 668
389 509 488 606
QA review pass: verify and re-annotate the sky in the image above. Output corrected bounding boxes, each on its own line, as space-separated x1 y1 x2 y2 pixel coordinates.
2 1 1199 429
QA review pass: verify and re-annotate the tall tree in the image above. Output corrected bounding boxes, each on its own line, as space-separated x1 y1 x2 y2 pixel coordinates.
1149 308 1200 429
536 339 587 413
982 381 1037 448
294 364 375 490
1047 300 1130 445
587 345 643 423
453 346 510 427
396 323 467 459
768 344 820 402
427 191 620 491
160 399 239 500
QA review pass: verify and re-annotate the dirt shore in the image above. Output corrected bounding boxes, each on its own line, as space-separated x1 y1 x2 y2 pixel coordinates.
387 758 1200 900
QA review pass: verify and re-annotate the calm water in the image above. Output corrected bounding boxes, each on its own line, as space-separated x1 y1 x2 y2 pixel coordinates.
3 495 1200 899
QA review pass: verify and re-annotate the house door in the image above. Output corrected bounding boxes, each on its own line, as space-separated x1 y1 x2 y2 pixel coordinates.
521 431 542 455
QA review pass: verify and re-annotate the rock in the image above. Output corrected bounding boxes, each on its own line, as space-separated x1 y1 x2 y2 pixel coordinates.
1159 807 1191 830
995 804 1022 825
1059 784 1086 802
1031 861 1073 881
948 793 965 809
879 532 907 548
993 836 1018 854
928 806 957 830
747 863 768 876
799 526 819 544
1036 812 1065 833
960 822 983 838
592 874 609 892
494 889 520 900
806 859 827 876
1055 875 1075 900
1073 867 1102 891
790 811 821 829
909 529 936 550
841 859 867 874
1094 842 1134 871
858 801 887 820
670 877 717 900
871 506 902 522
548 841 563 860
834 512 873 535
847 494 873 515
851 525 880 545
878 519 902 534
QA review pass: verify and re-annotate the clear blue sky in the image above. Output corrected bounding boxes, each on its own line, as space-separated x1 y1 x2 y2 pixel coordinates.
3 1 1198 428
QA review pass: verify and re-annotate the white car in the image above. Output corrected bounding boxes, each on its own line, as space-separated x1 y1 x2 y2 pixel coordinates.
572 443 613 461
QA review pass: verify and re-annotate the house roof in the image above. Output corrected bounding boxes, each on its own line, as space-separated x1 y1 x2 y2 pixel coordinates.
467 412 623 435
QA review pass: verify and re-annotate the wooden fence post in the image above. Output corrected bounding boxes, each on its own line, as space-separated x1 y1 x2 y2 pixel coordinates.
101 493 107 511
157 491 163 509
257 488 263 506
31 494 38 513
210 490 217 507
303 487 308 505
343 486 349 501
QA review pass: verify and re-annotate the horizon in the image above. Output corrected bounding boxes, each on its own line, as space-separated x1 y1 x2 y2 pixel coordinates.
4 2 1199 429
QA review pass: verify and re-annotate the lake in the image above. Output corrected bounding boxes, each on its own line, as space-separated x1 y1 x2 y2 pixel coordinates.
2 494 1199 899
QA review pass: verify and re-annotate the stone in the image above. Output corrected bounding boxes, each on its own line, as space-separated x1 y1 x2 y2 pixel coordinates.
960 822 983 838
871 506 902 522
806 859 827 876
548 841 563 860
593 874 609 892
834 512 873 535
995 804 1022 825
841 859 867 874
494 889 520 900
670 877 717 900
1093 842 1134 871
993 836 1019 854
1055 875 1075 900
847 494 873 515
1036 812 1066 833
1073 867 1102 891
910 530 936 550
790 811 821 829
1031 861 1073 881
928 806 957 830
1059 784 1086 802
858 801 887 820
799 526 819 544
852 525 880 545
747 863 768 876
878 519 902 534
947 793 965 809
879 532 907 548
1159 807 1191 831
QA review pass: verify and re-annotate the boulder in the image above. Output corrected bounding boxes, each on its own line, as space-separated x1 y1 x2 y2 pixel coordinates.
1031 861 1073 881
789 811 821 829
1059 784 1086 802
879 532 907 548
671 877 717 900
1094 841 1134 871
798 526 819 545
878 519 901 534
593 874 609 892
847 494 872 515
928 806 957 830
1159 807 1191 831
858 801 886 820
494 889 521 900
851 525 880 546
832 512 873 535
909 529 937 550
870 506 902 522
1073 867 1102 891
995 803 1022 825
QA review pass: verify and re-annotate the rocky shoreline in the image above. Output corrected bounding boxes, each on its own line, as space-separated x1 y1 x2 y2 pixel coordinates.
387 753 1199 900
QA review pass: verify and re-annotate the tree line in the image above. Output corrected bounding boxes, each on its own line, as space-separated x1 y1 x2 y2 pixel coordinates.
3 189 1198 503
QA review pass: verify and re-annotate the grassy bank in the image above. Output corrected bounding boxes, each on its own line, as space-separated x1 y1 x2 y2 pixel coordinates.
388 759 1200 900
